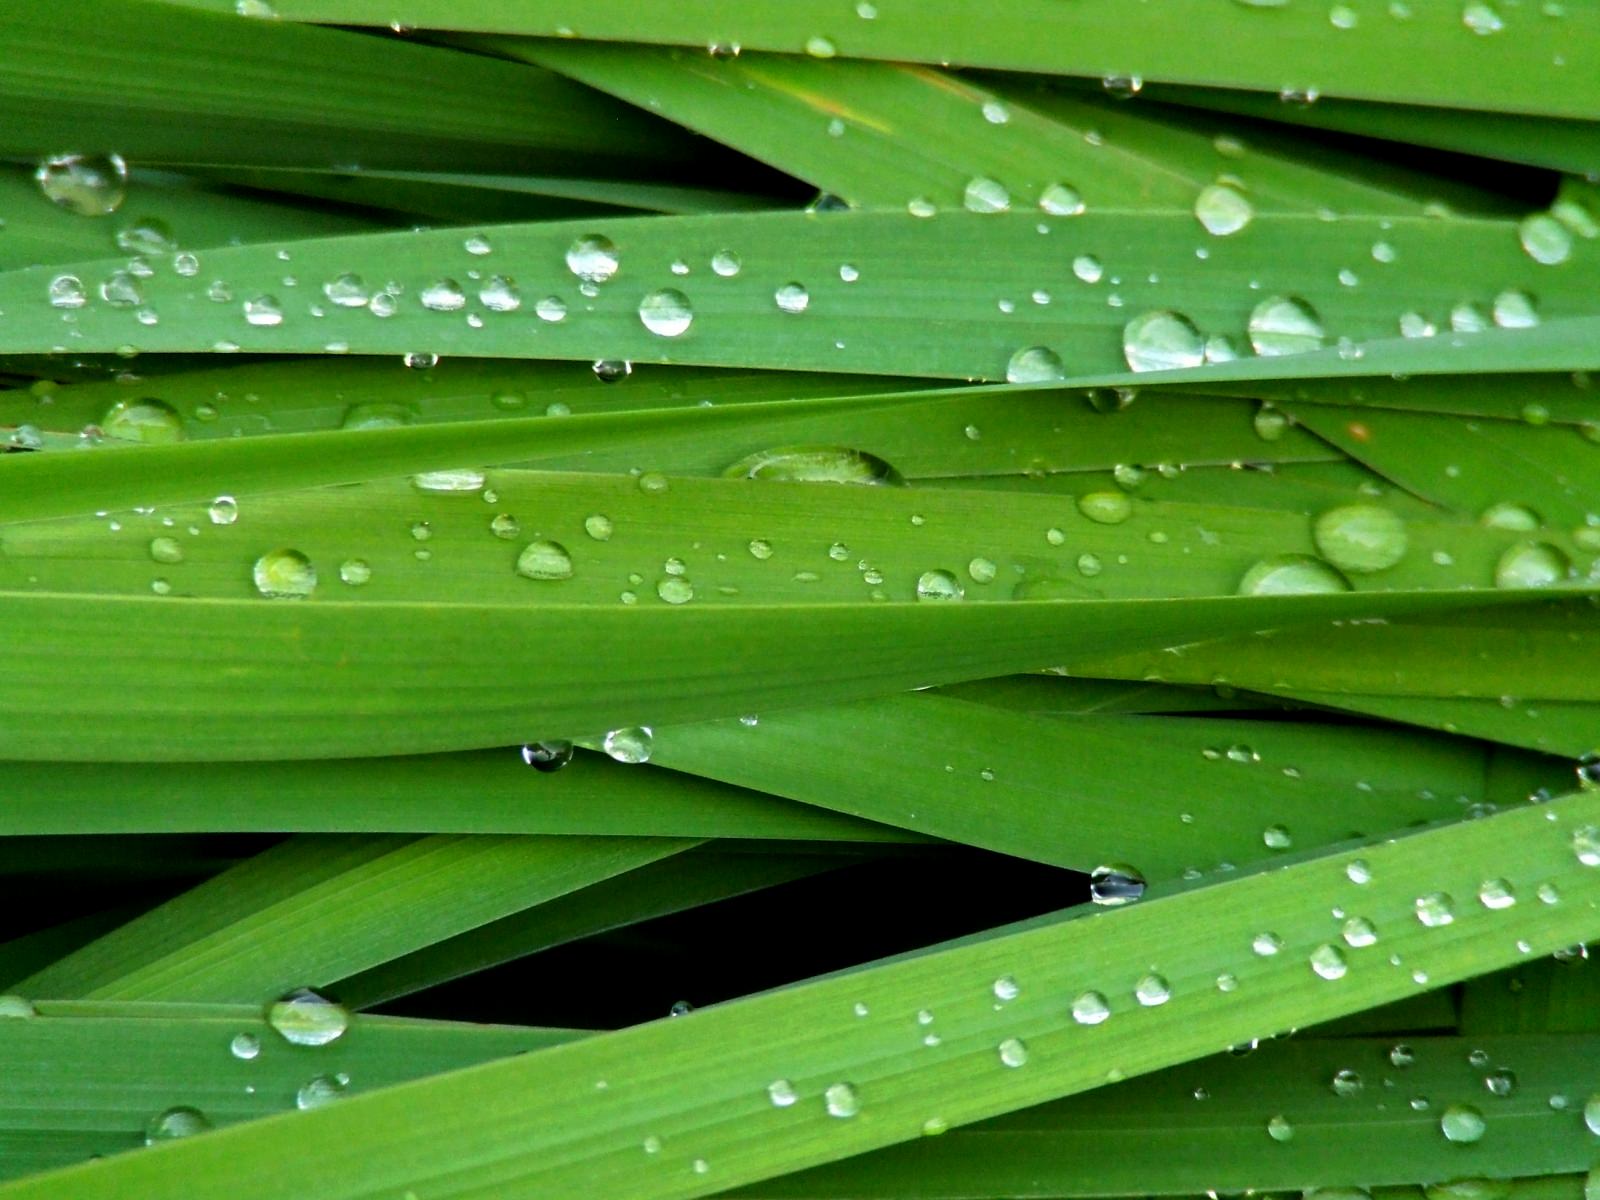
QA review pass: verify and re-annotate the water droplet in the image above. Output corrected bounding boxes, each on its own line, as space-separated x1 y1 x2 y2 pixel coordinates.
639 288 693 337
35 153 128 216
1480 502 1541 531
1254 406 1289 441
1462 0 1504 33
1342 917 1378 947
1072 991 1111 1025
535 296 567 322
47 273 88 309
516 541 574 581
148 535 184 565
1313 505 1408 573
916 569 963 601
748 538 774 560
964 556 998 584
480 276 520 312
1571 824 1600 866
1077 492 1132 525
1005 346 1065 384
145 1106 210 1144
1237 555 1350 596
1263 824 1292 850
418 279 465 312
1267 1114 1294 1142
1346 859 1372 884
824 1082 859 1117
1122 310 1205 372
1390 1043 1416 1068
566 234 619 283
775 283 810 314
413 468 486 494
1494 542 1569 588
253 549 316 599
603 727 653 764
804 34 837 57
1135 973 1171 1006
267 989 348 1046
998 1037 1029 1067
992 975 1020 1002
1440 1103 1486 1143
1493 289 1539 328
1248 296 1326 356
520 741 574 771
656 576 694 604
1477 878 1516 909
1195 183 1254 236
297 1073 349 1109
1519 214 1572 265
1253 932 1283 957
1090 864 1146 905
102 398 183 444
725 446 899 485
1415 892 1456 927
963 176 1011 214
1023 180 1085 220
768 1079 798 1108
1332 1069 1364 1097
1310 943 1348 980
1072 254 1103 284
1485 1068 1517 1096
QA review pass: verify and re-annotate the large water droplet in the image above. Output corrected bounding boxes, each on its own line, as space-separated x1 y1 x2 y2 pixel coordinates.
997 1037 1029 1067
1310 943 1348 980
639 288 694 336
1267 1114 1294 1142
1195 183 1254 236
603 726 653 764
1439 1103 1486 1143
1571 825 1600 867
520 741 574 771
267 989 349 1046
420 280 465 312
253 549 317 599
1415 892 1456 927
516 540 574 581
102 398 184 444
1090 863 1146 905
230 1032 261 1060
963 177 1011 214
1312 505 1408 573
297 1073 349 1110
1122 311 1205 372
145 1106 211 1144
916 569 964 601
824 1082 859 1118
1072 991 1111 1025
1519 214 1572 265
1478 878 1516 910
1248 296 1326 356
1237 555 1350 596
767 1079 798 1107
774 282 810 314
1494 542 1568 588
1342 917 1378 947
1493 289 1539 329
35 153 128 216
724 446 900 485
1462 1 1504 33
1039 183 1085 216
566 234 620 283
1135 973 1171 1006
1077 492 1132 525
1006 346 1065 384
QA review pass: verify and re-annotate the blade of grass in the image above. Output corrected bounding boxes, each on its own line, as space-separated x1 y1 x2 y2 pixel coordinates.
2 208 1594 377
335 849 848 1009
1284 691 1599 760
1459 959 1600 1035
4 786 1596 1200
151 0 1600 120
19 835 693 1002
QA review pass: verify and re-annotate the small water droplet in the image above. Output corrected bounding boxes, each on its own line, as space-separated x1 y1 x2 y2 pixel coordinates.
1090 864 1146 905
1477 878 1516 909
998 1036 1029 1067
297 1073 349 1110
1194 183 1254 236
1072 991 1111 1025
420 280 465 312
1005 346 1064 384
967 556 997 584
1462 0 1504 33
520 741 574 771
1253 932 1283 957
145 1106 211 1144
1519 214 1572 265
916 569 963 601
102 398 184 444
1266 1114 1294 1142
963 176 1011 214
824 1082 859 1117
535 296 568 322
767 1079 798 1108
603 727 653 763
1415 892 1456 927
1342 917 1378 947
566 234 620 283
229 1032 261 1061
1310 943 1348 980
1440 1103 1486 1143
1332 1069 1364 1097
253 549 316 599
1077 492 1132 525
639 288 694 336
1135 973 1171 1006
774 282 810 314
1072 254 1103 283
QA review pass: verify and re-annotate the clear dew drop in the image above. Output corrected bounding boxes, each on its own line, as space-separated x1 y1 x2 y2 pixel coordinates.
993 975 1020 1002
1248 296 1326 356
413 468 486 494
1331 1069 1364 1097
1572 825 1600 867
774 282 811 314
114 217 174 255
656 576 694 604
1347 859 1373 884
967 556 997 584
1072 990 1111 1025
323 272 369 308
1238 554 1350 596
711 250 741 277
1266 1114 1294 1142
1310 943 1349 980
252 549 316 600
767 1079 798 1108
1477 878 1517 909
1312 504 1409 573
1006 345 1065 384
997 1037 1029 1068
35 153 128 216
145 1106 211 1144
297 1073 350 1110
603 726 653 764
102 398 184 444
566 234 620 283
490 513 521 540
1090 863 1147 905
480 276 521 312
1494 541 1569 588
1039 183 1085 216
1440 1103 1487 1144
583 514 614 542
725 445 899 485
515 540 574 581
535 296 568 323
824 1082 860 1118
1584 1093 1600 1135
1194 183 1254 236
266 989 349 1046
1342 917 1378 948
242 295 283 327
520 741 574 772
1493 289 1539 328
1415 891 1456 928
1077 491 1132 525
230 1032 261 1060
1462 0 1504 33
1135 973 1171 1006
1479 502 1541 531
1253 932 1284 957
916 569 964 601
639 288 694 337
419 279 465 312
1519 214 1572 265
1122 310 1205 372
963 176 1011 214
149 536 184 565
47 273 88 309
